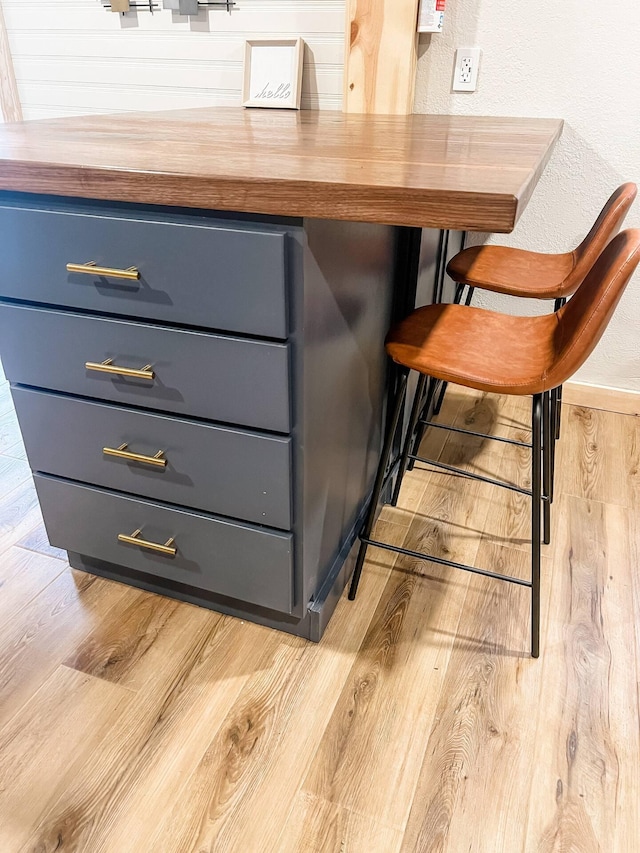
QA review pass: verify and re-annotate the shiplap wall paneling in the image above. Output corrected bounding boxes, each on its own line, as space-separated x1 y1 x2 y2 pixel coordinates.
0 0 21 122
2 0 344 119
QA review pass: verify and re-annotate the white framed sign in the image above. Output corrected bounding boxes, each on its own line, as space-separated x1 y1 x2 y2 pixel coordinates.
243 38 304 110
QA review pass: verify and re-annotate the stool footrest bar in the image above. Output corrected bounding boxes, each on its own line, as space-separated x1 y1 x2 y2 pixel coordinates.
409 454 533 496
417 418 532 448
359 536 533 587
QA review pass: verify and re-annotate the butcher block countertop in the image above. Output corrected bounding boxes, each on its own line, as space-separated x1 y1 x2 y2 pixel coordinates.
0 107 563 232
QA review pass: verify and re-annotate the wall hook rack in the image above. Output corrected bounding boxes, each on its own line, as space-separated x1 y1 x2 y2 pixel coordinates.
103 1 160 13
103 0 235 13
200 1 236 8
163 0 236 12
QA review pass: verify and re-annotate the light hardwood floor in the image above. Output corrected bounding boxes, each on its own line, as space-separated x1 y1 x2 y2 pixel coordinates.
0 366 637 853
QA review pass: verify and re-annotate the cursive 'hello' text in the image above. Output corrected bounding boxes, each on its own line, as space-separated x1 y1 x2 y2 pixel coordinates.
255 82 292 100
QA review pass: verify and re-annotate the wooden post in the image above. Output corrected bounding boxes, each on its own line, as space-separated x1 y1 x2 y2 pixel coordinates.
344 0 420 115
0 1 22 123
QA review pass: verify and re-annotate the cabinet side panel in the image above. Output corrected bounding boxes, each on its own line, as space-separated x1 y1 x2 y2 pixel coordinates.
295 219 397 608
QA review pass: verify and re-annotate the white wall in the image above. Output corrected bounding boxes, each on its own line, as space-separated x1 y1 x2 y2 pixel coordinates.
2 0 344 117
415 0 640 392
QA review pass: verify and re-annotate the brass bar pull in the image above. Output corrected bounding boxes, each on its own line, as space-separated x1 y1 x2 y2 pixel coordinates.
103 443 167 468
67 261 140 281
85 358 155 381
118 528 177 556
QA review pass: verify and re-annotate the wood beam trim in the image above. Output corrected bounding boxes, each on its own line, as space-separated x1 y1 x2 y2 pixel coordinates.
344 0 420 115
0 2 22 123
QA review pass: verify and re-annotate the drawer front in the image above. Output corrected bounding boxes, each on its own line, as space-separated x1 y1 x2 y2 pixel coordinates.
35 474 294 614
13 387 292 529
0 304 290 432
0 203 288 338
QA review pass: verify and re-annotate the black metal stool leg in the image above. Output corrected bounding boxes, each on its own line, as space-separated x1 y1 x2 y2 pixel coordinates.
391 373 428 507
542 391 552 546
550 389 557 503
429 230 450 420
349 371 409 600
453 282 465 304
434 229 450 305
553 298 567 442
531 394 543 658
433 283 474 418
432 379 448 417
555 383 563 440
408 376 437 472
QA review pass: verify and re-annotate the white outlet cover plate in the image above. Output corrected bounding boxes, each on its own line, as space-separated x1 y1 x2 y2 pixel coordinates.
453 47 481 92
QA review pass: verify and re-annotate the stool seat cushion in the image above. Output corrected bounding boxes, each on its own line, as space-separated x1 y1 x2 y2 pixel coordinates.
447 245 577 299
386 303 559 395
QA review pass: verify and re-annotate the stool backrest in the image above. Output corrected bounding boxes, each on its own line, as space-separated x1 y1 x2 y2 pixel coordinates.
570 182 637 286
552 229 640 385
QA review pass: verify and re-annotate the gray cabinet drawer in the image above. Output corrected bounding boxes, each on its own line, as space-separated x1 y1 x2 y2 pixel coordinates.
35 474 294 614
0 304 290 432
13 387 292 529
0 203 288 338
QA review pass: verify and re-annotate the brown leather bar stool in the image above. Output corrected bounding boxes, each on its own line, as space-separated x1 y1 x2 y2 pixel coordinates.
411 184 637 489
448 183 637 303
431 183 638 443
447 183 638 299
348 230 640 658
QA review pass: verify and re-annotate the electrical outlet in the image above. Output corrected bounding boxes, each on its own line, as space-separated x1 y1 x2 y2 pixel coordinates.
453 48 481 92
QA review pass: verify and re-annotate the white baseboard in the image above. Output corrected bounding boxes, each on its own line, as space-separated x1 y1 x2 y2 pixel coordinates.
563 381 640 417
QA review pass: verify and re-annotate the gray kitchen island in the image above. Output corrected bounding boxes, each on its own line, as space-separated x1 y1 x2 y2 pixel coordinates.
0 107 562 639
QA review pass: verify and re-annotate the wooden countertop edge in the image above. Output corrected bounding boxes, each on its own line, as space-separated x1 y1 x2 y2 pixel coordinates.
513 119 564 226
0 161 520 232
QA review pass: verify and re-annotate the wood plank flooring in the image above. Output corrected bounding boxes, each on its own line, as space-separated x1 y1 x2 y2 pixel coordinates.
0 370 637 852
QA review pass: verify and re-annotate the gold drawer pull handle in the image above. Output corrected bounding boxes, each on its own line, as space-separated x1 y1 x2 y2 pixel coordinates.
103 443 167 468
118 529 176 556
67 261 140 281
86 358 155 381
